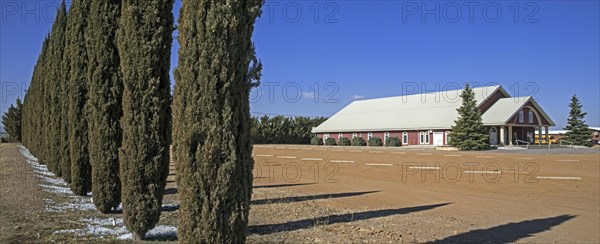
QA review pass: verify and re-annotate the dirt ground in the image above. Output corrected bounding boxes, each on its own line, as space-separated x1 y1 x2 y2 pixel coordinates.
1 143 599 243
249 145 599 243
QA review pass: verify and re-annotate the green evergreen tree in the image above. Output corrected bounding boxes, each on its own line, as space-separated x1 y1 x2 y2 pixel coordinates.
86 0 122 213
173 0 264 242
450 84 489 150
564 94 592 147
31 36 51 159
2 99 23 141
117 0 173 239
65 0 92 196
46 1 68 177
60 50 72 179
40 34 52 169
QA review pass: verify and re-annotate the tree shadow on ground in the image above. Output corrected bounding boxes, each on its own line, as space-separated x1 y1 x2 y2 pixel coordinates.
247 203 451 235
253 183 315 189
252 191 379 205
164 187 178 195
429 214 576 243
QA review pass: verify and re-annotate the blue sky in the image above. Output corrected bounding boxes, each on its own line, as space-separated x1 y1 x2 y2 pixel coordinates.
1 0 598 129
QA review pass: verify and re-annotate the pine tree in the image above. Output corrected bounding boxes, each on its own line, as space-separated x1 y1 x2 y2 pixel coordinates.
450 84 489 150
65 0 92 196
173 0 264 242
117 0 173 239
2 99 23 141
86 0 122 213
564 94 592 147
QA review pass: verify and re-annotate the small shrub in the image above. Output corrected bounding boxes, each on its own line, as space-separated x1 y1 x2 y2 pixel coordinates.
351 137 367 146
338 137 351 146
368 137 383 146
324 138 337 145
311 137 324 145
385 137 401 147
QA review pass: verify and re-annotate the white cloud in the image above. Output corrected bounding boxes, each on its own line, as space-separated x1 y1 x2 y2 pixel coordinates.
352 95 366 100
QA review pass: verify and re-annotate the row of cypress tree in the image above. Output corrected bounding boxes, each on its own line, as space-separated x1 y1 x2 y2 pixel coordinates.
22 0 266 241
21 0 173 239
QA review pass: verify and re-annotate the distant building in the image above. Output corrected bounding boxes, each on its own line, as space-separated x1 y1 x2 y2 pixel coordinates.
311 85 555 146
548 127 600 145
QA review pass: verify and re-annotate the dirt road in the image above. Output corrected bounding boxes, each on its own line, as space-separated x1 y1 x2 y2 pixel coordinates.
0 143 49 243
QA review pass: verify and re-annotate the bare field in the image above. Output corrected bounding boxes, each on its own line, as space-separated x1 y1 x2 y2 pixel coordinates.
249 145 600 243
1 143 599 243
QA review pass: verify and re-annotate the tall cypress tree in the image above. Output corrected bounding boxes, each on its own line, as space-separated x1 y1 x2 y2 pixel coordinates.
173 0 264 242
65 0 92 196
59 1 72 182
46 1 68 177
450 84 489 150
564 94 592 147
117 0 173 239
86 0 122 213
22 39 48 153
33 36 51 158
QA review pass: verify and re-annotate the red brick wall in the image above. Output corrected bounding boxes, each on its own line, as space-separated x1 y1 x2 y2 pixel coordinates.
479 89 508 114
316 129 458 146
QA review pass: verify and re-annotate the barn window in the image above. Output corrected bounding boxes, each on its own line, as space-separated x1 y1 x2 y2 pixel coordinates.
367 132 373 140
384 132 390 141
528 111 534 123
519 110 524 123
352 133 357 138
338 133 343 139
445 131 451 145
402 132 408 145
425 132 430 144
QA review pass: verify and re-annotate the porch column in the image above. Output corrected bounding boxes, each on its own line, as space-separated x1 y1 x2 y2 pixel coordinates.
499 126 506 145
538 126 543 145
508 126 513 146
545 126 550 145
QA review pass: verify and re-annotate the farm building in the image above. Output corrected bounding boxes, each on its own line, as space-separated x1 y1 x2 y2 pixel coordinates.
311 85 556 146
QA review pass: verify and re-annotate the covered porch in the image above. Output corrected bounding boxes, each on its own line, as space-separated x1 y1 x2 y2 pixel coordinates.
487 125 551 146
481 96 555 147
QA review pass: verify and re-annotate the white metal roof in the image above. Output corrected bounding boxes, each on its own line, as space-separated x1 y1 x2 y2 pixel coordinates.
312 85 554 133
480 96 546 125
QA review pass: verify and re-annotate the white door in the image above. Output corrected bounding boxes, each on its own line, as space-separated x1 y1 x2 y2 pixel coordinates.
489 127 498 145
433 132 444 146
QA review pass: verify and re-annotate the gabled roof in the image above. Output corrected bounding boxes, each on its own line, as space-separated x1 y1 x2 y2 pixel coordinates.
482 96 555 126
312 85 504 133
311 85 555 133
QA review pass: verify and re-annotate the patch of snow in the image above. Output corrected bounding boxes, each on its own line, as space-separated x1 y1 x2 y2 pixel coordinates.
81 217 124 227
53 224 129 237
117 225 178 240
45 197 96 212
38 175 67 186
33 169 55 177
20 146 177 240
40 184 73 195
